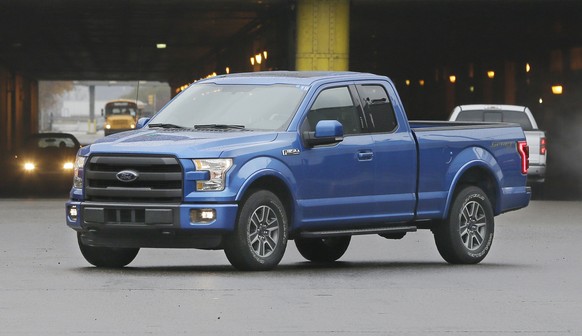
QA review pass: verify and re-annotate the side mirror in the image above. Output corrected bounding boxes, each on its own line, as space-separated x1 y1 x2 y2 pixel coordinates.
303 120 344 147
136 117 150 129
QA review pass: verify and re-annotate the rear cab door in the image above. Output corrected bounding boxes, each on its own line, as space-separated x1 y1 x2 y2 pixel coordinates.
354 81 417 221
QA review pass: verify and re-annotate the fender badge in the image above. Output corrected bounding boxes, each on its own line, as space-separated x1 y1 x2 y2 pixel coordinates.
282 148 300 156
116 170 139 182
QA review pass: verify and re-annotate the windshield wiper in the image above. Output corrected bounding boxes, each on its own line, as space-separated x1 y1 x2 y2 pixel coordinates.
194 124 245 130
148 123 184 129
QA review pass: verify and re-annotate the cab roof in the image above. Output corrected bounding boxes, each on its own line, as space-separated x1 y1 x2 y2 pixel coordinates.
199 71 389 86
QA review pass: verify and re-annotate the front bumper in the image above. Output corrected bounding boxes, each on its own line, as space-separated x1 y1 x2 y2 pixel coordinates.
66 201 238 248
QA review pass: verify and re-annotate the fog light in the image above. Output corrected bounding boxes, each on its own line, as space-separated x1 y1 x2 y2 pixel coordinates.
69 206 78 221
190 209 216 224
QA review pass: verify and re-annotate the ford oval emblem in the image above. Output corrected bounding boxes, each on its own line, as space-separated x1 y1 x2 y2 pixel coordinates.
116 170 139 182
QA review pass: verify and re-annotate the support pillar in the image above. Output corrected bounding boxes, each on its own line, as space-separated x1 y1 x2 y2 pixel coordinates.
504 61 516 105
0 67 11 153
295 0 350 71
89 85 96 133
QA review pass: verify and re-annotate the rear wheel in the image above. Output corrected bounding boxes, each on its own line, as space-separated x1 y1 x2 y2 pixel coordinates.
77 233 139 268
434 186 494 264
295 236 351 262
224 190 288 271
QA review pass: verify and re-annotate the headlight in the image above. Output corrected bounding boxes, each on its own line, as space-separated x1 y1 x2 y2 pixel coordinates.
73 156 86 188
24 162 36 171
105 124 111 129
193 159 233 191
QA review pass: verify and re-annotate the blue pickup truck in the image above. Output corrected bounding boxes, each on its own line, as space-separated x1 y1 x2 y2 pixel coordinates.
65 71 531 271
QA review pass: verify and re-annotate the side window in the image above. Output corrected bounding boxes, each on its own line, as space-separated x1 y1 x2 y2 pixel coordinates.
357 84 397 133
302 86 362 135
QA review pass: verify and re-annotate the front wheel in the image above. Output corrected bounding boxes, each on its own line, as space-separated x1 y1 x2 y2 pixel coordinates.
224 190 288 271
295 236 351 262
434 186 494 264
77 233 139 268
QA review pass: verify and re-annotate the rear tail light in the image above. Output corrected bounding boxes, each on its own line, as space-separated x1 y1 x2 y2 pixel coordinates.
540 137 547 155
517 141 529 175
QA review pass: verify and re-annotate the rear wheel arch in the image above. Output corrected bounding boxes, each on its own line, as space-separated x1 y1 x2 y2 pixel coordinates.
446 165 500 217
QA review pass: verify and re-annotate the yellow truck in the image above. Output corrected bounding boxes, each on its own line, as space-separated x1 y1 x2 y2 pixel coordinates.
102 99 144 136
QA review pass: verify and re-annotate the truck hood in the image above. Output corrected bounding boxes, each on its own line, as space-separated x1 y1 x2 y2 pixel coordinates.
84 128 279 158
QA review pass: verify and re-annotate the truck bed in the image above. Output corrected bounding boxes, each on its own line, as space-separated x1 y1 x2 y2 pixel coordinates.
409 120 528 218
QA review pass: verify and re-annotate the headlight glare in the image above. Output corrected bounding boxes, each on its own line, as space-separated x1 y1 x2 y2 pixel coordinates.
24 162 35 171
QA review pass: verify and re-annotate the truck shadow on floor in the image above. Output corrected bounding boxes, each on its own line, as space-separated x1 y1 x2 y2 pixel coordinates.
72 260 527 275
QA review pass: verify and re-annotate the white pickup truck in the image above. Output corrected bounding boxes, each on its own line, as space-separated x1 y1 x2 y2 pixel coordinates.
449 104 547 183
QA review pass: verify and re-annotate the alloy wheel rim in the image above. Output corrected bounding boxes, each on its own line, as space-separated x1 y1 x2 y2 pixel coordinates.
459 200 487 250
248 205 279 258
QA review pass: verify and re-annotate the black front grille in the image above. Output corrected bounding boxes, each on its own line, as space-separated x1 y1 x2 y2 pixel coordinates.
85 155 183 202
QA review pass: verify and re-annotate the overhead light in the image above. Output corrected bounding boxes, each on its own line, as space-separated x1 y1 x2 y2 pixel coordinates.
405 79 411 86
551 85 563 95
156 43 167 49
250 50 268 67
419 79 425 86
487 71 495 79
526 63 531 73
449 75 456 84
226 67 230 74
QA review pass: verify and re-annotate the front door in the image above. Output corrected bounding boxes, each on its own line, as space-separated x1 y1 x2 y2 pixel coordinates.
296 85 376 229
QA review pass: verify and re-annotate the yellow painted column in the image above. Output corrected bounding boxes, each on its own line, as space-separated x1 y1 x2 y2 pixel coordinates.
296 0 350 71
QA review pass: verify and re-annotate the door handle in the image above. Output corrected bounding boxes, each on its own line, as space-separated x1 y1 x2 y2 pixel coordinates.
357 150 374 161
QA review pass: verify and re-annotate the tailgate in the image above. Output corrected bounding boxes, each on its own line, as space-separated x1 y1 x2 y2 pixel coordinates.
525 130 546 165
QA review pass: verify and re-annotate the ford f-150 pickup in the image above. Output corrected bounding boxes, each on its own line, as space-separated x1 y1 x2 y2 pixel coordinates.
65 71 531 271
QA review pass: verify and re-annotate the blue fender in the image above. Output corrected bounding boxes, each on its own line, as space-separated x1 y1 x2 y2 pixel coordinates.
442 146 502 218
232 156 297 203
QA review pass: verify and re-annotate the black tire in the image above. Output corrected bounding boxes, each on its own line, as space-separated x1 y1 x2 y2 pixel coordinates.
77 233 139 268
224 190 288 271
434 186 494 264
295 236 351 262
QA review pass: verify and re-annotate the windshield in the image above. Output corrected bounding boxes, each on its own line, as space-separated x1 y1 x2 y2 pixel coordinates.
25 135 79 150
106 103 137 117
456 110 534 131
149 83 307 131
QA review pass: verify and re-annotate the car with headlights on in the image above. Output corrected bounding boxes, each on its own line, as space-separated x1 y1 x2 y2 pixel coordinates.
12 132 81 189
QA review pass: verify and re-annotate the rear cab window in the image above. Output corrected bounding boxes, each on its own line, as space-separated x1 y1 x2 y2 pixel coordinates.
456 110 534 131
355 84 398 133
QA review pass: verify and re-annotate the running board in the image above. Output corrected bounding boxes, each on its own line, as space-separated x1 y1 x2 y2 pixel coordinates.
298 225 417 238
